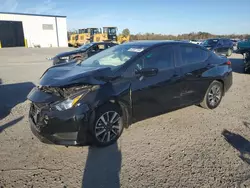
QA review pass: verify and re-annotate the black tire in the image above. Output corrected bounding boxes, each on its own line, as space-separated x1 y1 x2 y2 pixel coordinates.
200 81 223 109
90 103 124 147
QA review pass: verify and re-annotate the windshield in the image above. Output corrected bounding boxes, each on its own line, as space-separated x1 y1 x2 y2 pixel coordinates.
77 43 94 50
80 44 147 69
202 39 219 46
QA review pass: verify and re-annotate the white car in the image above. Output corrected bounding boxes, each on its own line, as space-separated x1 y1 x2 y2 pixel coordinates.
190 40 201 45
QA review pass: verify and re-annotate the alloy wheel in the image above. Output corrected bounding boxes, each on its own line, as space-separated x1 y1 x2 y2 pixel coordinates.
208 85 222 107
95 111 122 143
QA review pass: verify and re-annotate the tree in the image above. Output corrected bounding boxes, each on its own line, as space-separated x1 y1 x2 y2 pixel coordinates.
122 28 130 36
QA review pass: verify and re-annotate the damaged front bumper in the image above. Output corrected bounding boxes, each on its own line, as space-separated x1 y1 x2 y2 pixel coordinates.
27 87 92 146
29 102 91 146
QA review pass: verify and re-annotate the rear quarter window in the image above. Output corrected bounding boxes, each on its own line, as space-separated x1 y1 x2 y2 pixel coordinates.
179 45 209 66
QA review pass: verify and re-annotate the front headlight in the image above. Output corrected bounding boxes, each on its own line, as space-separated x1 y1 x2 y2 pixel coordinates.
47 57 54 60
54 94 82 111
60 56 69 60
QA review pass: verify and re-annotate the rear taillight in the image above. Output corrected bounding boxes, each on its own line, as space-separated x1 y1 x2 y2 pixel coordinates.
225 61 231 66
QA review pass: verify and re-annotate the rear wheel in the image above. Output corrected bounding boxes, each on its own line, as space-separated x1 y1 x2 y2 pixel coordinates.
90 103 124 147
200 81 223 109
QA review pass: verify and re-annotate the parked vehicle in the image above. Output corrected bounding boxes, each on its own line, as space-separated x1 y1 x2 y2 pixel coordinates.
93 27 130 44
243 50 250 73
230 39 239 51
237 38 250 51
68 34 78 47
27 41 233 147
201 38 233 56
190 39 202 45
234 38 250 73
77 28 102 46
50 42 117 65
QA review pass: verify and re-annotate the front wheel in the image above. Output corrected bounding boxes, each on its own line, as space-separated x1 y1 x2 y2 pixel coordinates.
200 81 223 109
90 103 124 147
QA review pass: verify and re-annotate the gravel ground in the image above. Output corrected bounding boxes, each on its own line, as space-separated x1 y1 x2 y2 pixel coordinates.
0 48 250 188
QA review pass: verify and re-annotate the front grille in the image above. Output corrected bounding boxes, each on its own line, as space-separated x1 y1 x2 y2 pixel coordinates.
30 103 46 131
30 103 36 116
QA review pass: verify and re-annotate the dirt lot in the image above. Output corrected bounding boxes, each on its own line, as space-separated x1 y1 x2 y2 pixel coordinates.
1 48 250 188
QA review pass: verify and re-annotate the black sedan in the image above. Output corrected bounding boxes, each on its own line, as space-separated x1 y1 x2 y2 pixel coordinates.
27 41 233 147
50 42 117 65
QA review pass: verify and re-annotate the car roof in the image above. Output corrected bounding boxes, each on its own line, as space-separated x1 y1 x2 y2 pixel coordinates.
122 40 191 47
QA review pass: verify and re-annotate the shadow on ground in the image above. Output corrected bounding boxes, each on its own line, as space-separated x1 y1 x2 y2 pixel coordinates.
0 82 35 120
82 143 121 188
243 121 250 129
229 57 245 73
0 116 24 133
222 129 250 164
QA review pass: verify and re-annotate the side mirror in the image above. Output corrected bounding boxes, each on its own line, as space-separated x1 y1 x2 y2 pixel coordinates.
135 68 158 77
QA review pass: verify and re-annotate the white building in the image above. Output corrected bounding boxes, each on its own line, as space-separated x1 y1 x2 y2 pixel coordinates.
0 12 68 48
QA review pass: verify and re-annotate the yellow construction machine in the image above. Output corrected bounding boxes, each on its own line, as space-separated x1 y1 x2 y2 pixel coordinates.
117 33 130 44
93 27 130 44
77 28 102 46
68 34 79 47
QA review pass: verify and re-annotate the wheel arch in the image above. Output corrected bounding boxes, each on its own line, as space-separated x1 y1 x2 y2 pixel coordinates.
215 79 225 95
89 97 131 129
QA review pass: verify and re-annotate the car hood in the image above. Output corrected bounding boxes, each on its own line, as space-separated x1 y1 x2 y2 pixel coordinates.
56 49 86 58
40 63 112 87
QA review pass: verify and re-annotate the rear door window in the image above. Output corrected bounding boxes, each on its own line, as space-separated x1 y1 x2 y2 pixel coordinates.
218 40 224 45
179 45 208 66
223 39 229 45
226 39 232 46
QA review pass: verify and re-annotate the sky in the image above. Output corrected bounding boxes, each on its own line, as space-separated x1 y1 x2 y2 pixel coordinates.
0 0 250 35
